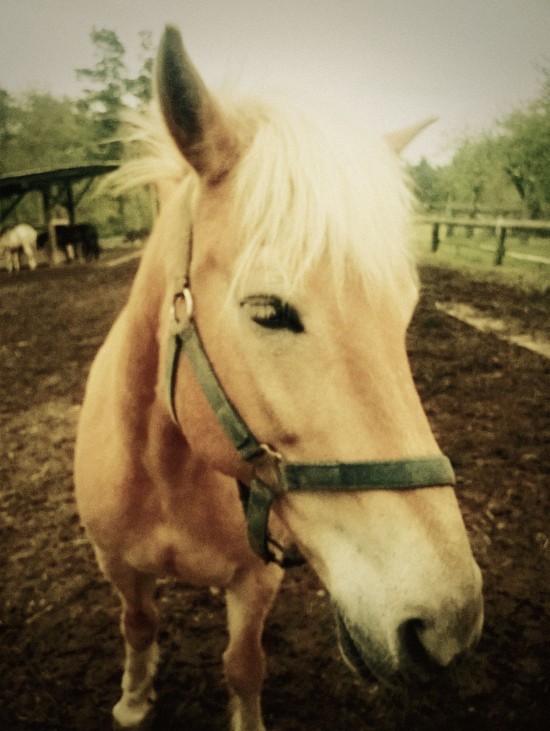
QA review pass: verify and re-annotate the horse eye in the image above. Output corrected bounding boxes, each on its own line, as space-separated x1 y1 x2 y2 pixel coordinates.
241 295 304 334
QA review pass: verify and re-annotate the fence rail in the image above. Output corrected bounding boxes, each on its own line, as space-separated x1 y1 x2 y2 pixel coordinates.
417 216 550 265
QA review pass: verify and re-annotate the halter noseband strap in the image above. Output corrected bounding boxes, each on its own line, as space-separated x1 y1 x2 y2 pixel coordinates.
166 283 456 567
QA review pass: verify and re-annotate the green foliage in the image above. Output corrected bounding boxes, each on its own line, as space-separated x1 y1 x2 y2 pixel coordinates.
0 88 99 227
76 28 128 161
0 88 16 158
444 134 519 214
408 158 449 210
76 28 154 162
411 67 550 219
0 28 154 236
496 69 550 218
125 31 154 107
1 91 94 172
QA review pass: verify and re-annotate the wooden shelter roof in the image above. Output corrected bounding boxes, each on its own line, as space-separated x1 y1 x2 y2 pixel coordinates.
0 164 118 199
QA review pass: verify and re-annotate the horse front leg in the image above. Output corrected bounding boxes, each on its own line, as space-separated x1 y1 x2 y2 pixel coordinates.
27 246 37 270
96 550 159 729
224 565 283 731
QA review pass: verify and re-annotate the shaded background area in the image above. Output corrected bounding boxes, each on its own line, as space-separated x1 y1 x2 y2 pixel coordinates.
0 260 548 730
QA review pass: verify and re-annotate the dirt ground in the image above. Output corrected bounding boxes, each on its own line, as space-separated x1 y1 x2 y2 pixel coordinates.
1 258 548 730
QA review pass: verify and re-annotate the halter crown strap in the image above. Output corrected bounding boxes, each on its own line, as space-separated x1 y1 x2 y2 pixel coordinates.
166 285 456 566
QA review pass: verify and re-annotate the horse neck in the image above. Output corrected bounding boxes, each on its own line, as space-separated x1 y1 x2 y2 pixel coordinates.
120 187 192 418
112 250 162 431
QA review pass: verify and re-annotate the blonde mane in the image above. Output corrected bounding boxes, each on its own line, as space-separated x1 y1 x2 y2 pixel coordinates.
118 95 416 299
229 98 415 298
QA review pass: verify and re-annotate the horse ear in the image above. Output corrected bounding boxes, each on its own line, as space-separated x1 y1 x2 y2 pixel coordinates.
384 117 437 154
156 25 239 182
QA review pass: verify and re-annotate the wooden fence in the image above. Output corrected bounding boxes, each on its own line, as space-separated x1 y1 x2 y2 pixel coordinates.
417 216 550 265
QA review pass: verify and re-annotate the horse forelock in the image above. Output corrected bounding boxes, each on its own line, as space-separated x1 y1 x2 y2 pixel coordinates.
121 94 416 300
227 97 417 300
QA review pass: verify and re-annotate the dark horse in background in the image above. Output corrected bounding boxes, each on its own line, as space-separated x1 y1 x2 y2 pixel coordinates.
37 224 100 262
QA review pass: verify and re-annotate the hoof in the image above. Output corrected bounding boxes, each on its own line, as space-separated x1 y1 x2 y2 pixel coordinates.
112 694 156 730
112 709 155 731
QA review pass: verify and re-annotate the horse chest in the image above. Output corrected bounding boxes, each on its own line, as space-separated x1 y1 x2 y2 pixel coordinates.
120 472 252 585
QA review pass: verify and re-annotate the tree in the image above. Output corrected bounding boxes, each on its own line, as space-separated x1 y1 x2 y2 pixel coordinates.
76 28 154 161
0 90 96 175
496 68 550 219
442 67 550 219
0 88 16 174
126 31 154 107
418 66 550 219
408 158 450 211
73 28 155 234
0 91 98 225
446 135 498 214
76 28 128 161
0 28 155 233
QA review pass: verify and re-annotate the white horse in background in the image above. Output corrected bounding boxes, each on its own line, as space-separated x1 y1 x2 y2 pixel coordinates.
0 224 38 273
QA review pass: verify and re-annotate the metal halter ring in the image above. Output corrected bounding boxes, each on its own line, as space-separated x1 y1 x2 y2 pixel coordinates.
171 285 194 325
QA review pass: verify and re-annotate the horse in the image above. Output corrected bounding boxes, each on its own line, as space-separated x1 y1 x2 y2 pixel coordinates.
74 25 483 731
0 223 38 273
57 224 100 262
36 223 101 263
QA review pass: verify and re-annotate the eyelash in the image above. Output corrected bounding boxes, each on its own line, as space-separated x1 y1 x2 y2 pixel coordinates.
241 296 305 334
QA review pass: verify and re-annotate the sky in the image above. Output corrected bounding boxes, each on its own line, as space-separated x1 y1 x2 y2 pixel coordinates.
0 0 548 164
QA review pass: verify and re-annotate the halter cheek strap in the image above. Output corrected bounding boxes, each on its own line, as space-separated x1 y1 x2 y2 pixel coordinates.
166 284 456 567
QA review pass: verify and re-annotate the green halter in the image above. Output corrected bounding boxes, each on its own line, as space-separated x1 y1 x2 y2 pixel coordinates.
165 283 456 567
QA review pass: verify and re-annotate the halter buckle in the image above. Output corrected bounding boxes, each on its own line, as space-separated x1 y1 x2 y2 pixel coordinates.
251 443 287 496
258 443 283 462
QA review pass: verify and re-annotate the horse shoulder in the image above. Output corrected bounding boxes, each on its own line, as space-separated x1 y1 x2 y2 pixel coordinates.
74 309 138 517
75 269 254 582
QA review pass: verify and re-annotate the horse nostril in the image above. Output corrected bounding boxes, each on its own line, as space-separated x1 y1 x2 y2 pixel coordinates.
399 619 439 676
399 614 474 680
399 616 469 680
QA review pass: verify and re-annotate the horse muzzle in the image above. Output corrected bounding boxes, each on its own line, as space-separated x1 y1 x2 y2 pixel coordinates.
335 591 483 685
